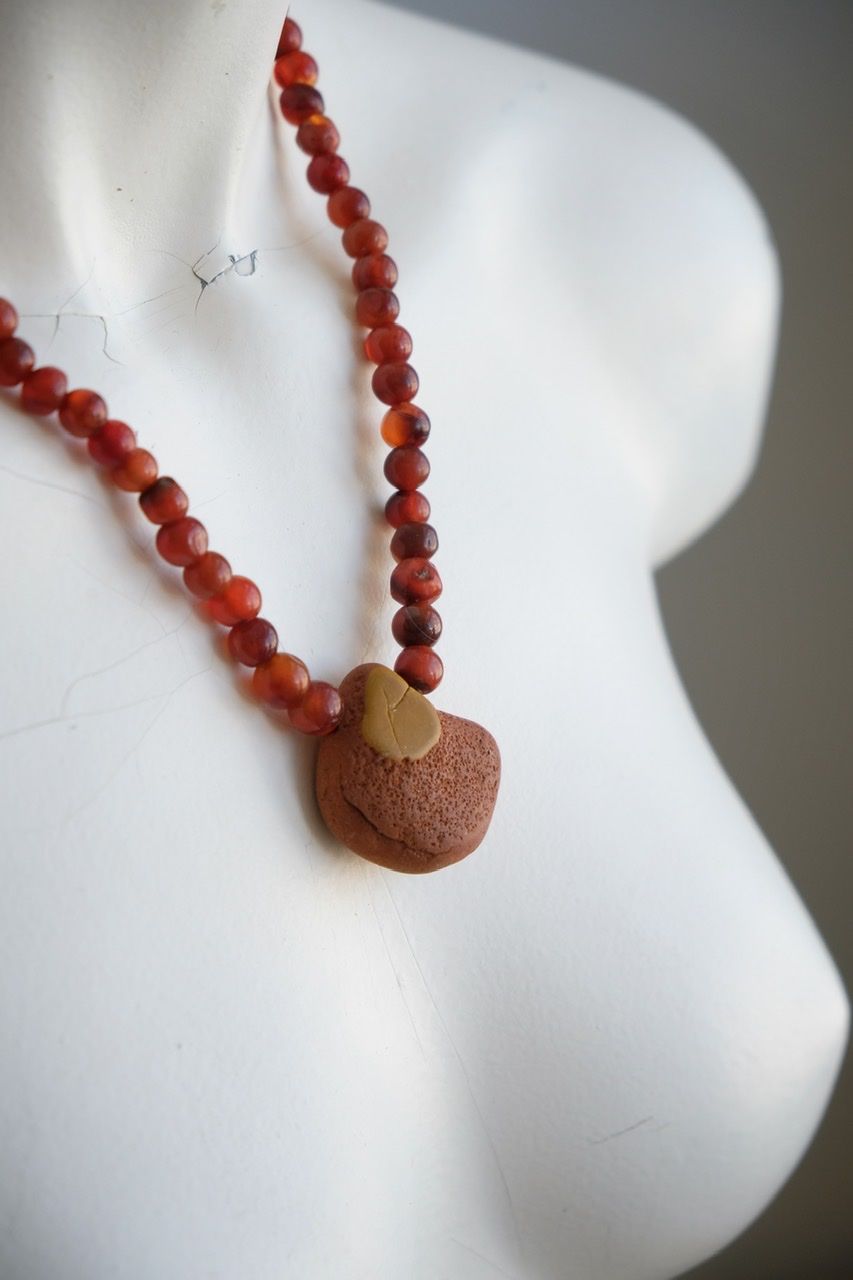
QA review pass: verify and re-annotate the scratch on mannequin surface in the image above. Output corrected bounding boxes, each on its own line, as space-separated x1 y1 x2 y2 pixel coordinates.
451 1236 518 1279
0 462 106 508
365 878 429 1062
587 1115 662 1145
58 614 192 718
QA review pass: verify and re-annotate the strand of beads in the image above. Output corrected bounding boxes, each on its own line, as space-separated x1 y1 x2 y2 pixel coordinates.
274 15 444 694
0 296 343 736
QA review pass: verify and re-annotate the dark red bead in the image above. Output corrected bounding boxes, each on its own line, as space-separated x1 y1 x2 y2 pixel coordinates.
306 154 350 193
352 254 398 290
390 521 438 562
252 652 310 709
342 219 388 258
390 557 442 605
395 645 443 693
385 490 430 528
327 186 370 228
276 16 302 56
208 575 262 625
0 337 35 387
289 681 343 736
155 517 208 567
356 288 399 329
365 325 412 365
0 298 18 339
296 114 340 155
372 362 418 405
392 603 442 648
183 551 232 599
20 366 67 415
380 404 429 446
384 445 430 490
112 448 158 491
227 617 279 667
139 477 189 524
88 419 136 467
274 51 318 88
59 388 108 437
279 84 324 125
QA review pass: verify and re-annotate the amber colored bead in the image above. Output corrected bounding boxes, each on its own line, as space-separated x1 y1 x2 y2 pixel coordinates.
342 218 388 258
252 652 310 709
364 325 412 365
20 366 68 415
380 404 430 446
139 476 189 524
373 362 419 405
289 681 343 736
276 16 302 56
327 186 371 228
395 645 443 693
0 337 35 387
390 557 442 605
183 551 232 599
352 255 398 291
392 603 442 648
208 575 262 625
227 617 279 667
384 445 430 490
155 517 208 567
274 51 318 88
390 521 438 562
58 388 108 438
112 447 158 491
0 298 18 339
356 288 399 329
307 154 350 193
279 84 324 125
88 419 136 467
385 489 430 528
296 114 340 155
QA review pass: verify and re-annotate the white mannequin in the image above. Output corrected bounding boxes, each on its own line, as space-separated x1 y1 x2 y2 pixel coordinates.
0 0 847 1276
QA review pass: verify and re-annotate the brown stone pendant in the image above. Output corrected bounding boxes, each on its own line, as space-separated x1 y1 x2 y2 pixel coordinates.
316 664 500 873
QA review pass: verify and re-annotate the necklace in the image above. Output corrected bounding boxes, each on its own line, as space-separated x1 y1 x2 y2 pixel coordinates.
0 13 500 875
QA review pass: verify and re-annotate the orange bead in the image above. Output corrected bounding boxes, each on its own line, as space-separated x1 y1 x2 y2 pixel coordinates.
88 419 136 467
390 557 442 605
306 154 350 193
385 490 430 528
276 16 302 56
227 618 278 667
274 51 318 87
252 652 310 710
296 114 340 155
394 645 443 693
155 517 208 567
20 366 67 415
139 477 189 524
352 254 398 290
0 337 35 386
327 186 370 228
289 681 343 736
59 388 107 438
112 447 158 491
372 361 418 405
390 521 438 562
365 324 412 365
380 404 429 446
392 603 442 647
208 575 262 625
279 84 324 125
0 298 19 339
384 445 429 490
356 287 399 328
183 551 232 599
342 218 388 258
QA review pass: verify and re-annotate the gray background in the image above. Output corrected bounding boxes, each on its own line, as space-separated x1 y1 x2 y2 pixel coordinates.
382 1 852 1275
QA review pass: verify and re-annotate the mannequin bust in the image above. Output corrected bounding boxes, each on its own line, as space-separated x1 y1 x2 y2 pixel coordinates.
0 0 847 1277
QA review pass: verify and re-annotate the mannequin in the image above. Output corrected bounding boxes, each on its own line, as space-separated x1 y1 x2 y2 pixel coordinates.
0 0 847 1276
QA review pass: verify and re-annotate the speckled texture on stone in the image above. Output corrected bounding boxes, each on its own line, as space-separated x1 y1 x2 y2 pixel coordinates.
316 664 501 874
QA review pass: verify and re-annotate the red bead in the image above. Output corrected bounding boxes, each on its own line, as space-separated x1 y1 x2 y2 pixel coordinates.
276 16 302 56
385 490 430 527
306 154 350 193
274 51 318 88
390 557 442 605
390 521 438 561
20 366 67 415
384 445 430 490
208 575 262 625
0 337 35 387
296 114 340 155
0 298 18 339
392 603 442 648
342 219 388 258
327 186 371 228
372 362 419 405
279 84 324 125
88 419 136 467
356 288 399 328
352 254 398 290
155 517 208 567
183 551 232 599
139 476 189 524
58 388 108 437
252 652 310 709
394 645 443 693
365 324 412 365
227 617 279 667
112 447 158 491
380 404 429 446
289 681 343 736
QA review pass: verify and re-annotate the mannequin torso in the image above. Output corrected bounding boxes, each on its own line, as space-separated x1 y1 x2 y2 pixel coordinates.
0 2 847 1278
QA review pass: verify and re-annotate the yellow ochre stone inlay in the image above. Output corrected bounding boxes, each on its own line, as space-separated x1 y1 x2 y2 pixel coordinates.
360 665 441 761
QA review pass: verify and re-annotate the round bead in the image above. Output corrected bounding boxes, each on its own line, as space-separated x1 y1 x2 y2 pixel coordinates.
289 681 343 736
0 337 35 387
276 16 302 56
112 447 158 491
58 388 108 437
392 603 442 648
342 218 388 258
279 84 324 125
183 551 232 599
384 445 430 490
252 652 310 710
88 419 136 467
384 489 430 528
352 254 398 290
208 575 262 625
327 186 370 228
155 517 208 567
380 404 430 446
0 298 19 339
227 617 279 667
372 362 419 405
296 114 340 155
274 51 318 88
394 645 443 693
365 325 413 365
390 557 443 605
306 154 350 193
356 288 399 329
390 521 438 562
20 366 67 415
139 476 189 524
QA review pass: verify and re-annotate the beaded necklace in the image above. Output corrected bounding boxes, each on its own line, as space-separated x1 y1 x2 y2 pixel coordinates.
0 13 500 875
